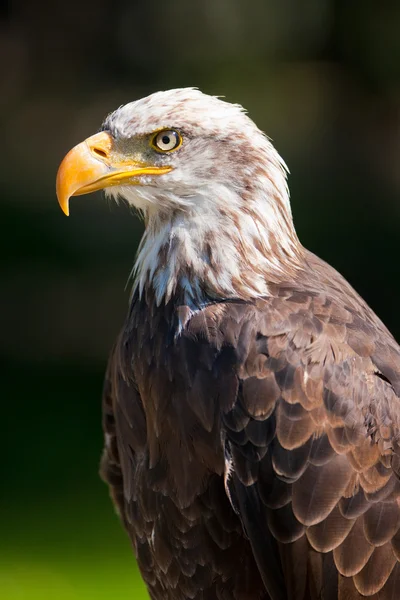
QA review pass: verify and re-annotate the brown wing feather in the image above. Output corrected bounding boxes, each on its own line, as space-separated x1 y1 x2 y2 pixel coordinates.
100 251 400 599
220 279 400 599
100 309 269 599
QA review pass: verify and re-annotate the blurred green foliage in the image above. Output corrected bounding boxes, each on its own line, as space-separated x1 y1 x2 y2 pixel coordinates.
2 1 400 598
2 365 147 599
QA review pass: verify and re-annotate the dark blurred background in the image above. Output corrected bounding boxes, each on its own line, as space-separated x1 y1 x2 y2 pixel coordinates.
2 1 400 598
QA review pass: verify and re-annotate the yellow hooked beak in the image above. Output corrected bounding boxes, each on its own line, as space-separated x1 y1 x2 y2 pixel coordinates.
56 131 172 216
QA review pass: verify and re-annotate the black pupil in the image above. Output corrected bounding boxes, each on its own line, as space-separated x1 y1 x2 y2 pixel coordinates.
162 135 171 146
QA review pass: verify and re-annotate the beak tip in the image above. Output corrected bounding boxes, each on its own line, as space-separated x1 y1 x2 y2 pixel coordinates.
56 169 70 216
56 189 70 216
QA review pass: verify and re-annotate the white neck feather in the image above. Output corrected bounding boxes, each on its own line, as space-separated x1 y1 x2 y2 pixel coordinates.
130 177 304 307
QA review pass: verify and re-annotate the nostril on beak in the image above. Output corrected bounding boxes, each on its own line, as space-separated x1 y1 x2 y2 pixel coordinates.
86 131 113 160
91 147 108 159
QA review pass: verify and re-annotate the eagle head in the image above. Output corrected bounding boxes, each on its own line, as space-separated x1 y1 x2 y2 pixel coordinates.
57 88 303 305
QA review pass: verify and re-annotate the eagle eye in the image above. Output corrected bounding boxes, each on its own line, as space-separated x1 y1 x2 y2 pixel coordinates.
151 130 182 153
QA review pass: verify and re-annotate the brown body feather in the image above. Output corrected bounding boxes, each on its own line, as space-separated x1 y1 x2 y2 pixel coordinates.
100 250 400 599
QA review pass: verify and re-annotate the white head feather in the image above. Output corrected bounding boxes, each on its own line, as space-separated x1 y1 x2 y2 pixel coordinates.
103 88 303 306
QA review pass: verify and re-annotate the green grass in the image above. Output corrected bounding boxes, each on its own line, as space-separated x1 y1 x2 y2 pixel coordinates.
2 493 149 600
2 560 147 600
1 363 149 599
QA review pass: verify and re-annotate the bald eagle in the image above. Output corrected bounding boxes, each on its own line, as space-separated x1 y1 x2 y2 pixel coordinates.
57 89 400 599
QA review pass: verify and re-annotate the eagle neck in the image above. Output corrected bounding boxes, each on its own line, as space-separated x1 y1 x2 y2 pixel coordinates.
130 177 304 307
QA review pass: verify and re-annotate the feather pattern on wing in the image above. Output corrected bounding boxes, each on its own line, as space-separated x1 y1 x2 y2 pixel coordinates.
101 250 400 600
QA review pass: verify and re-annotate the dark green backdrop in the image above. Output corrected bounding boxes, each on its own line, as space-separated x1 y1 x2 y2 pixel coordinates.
2 1 400 598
